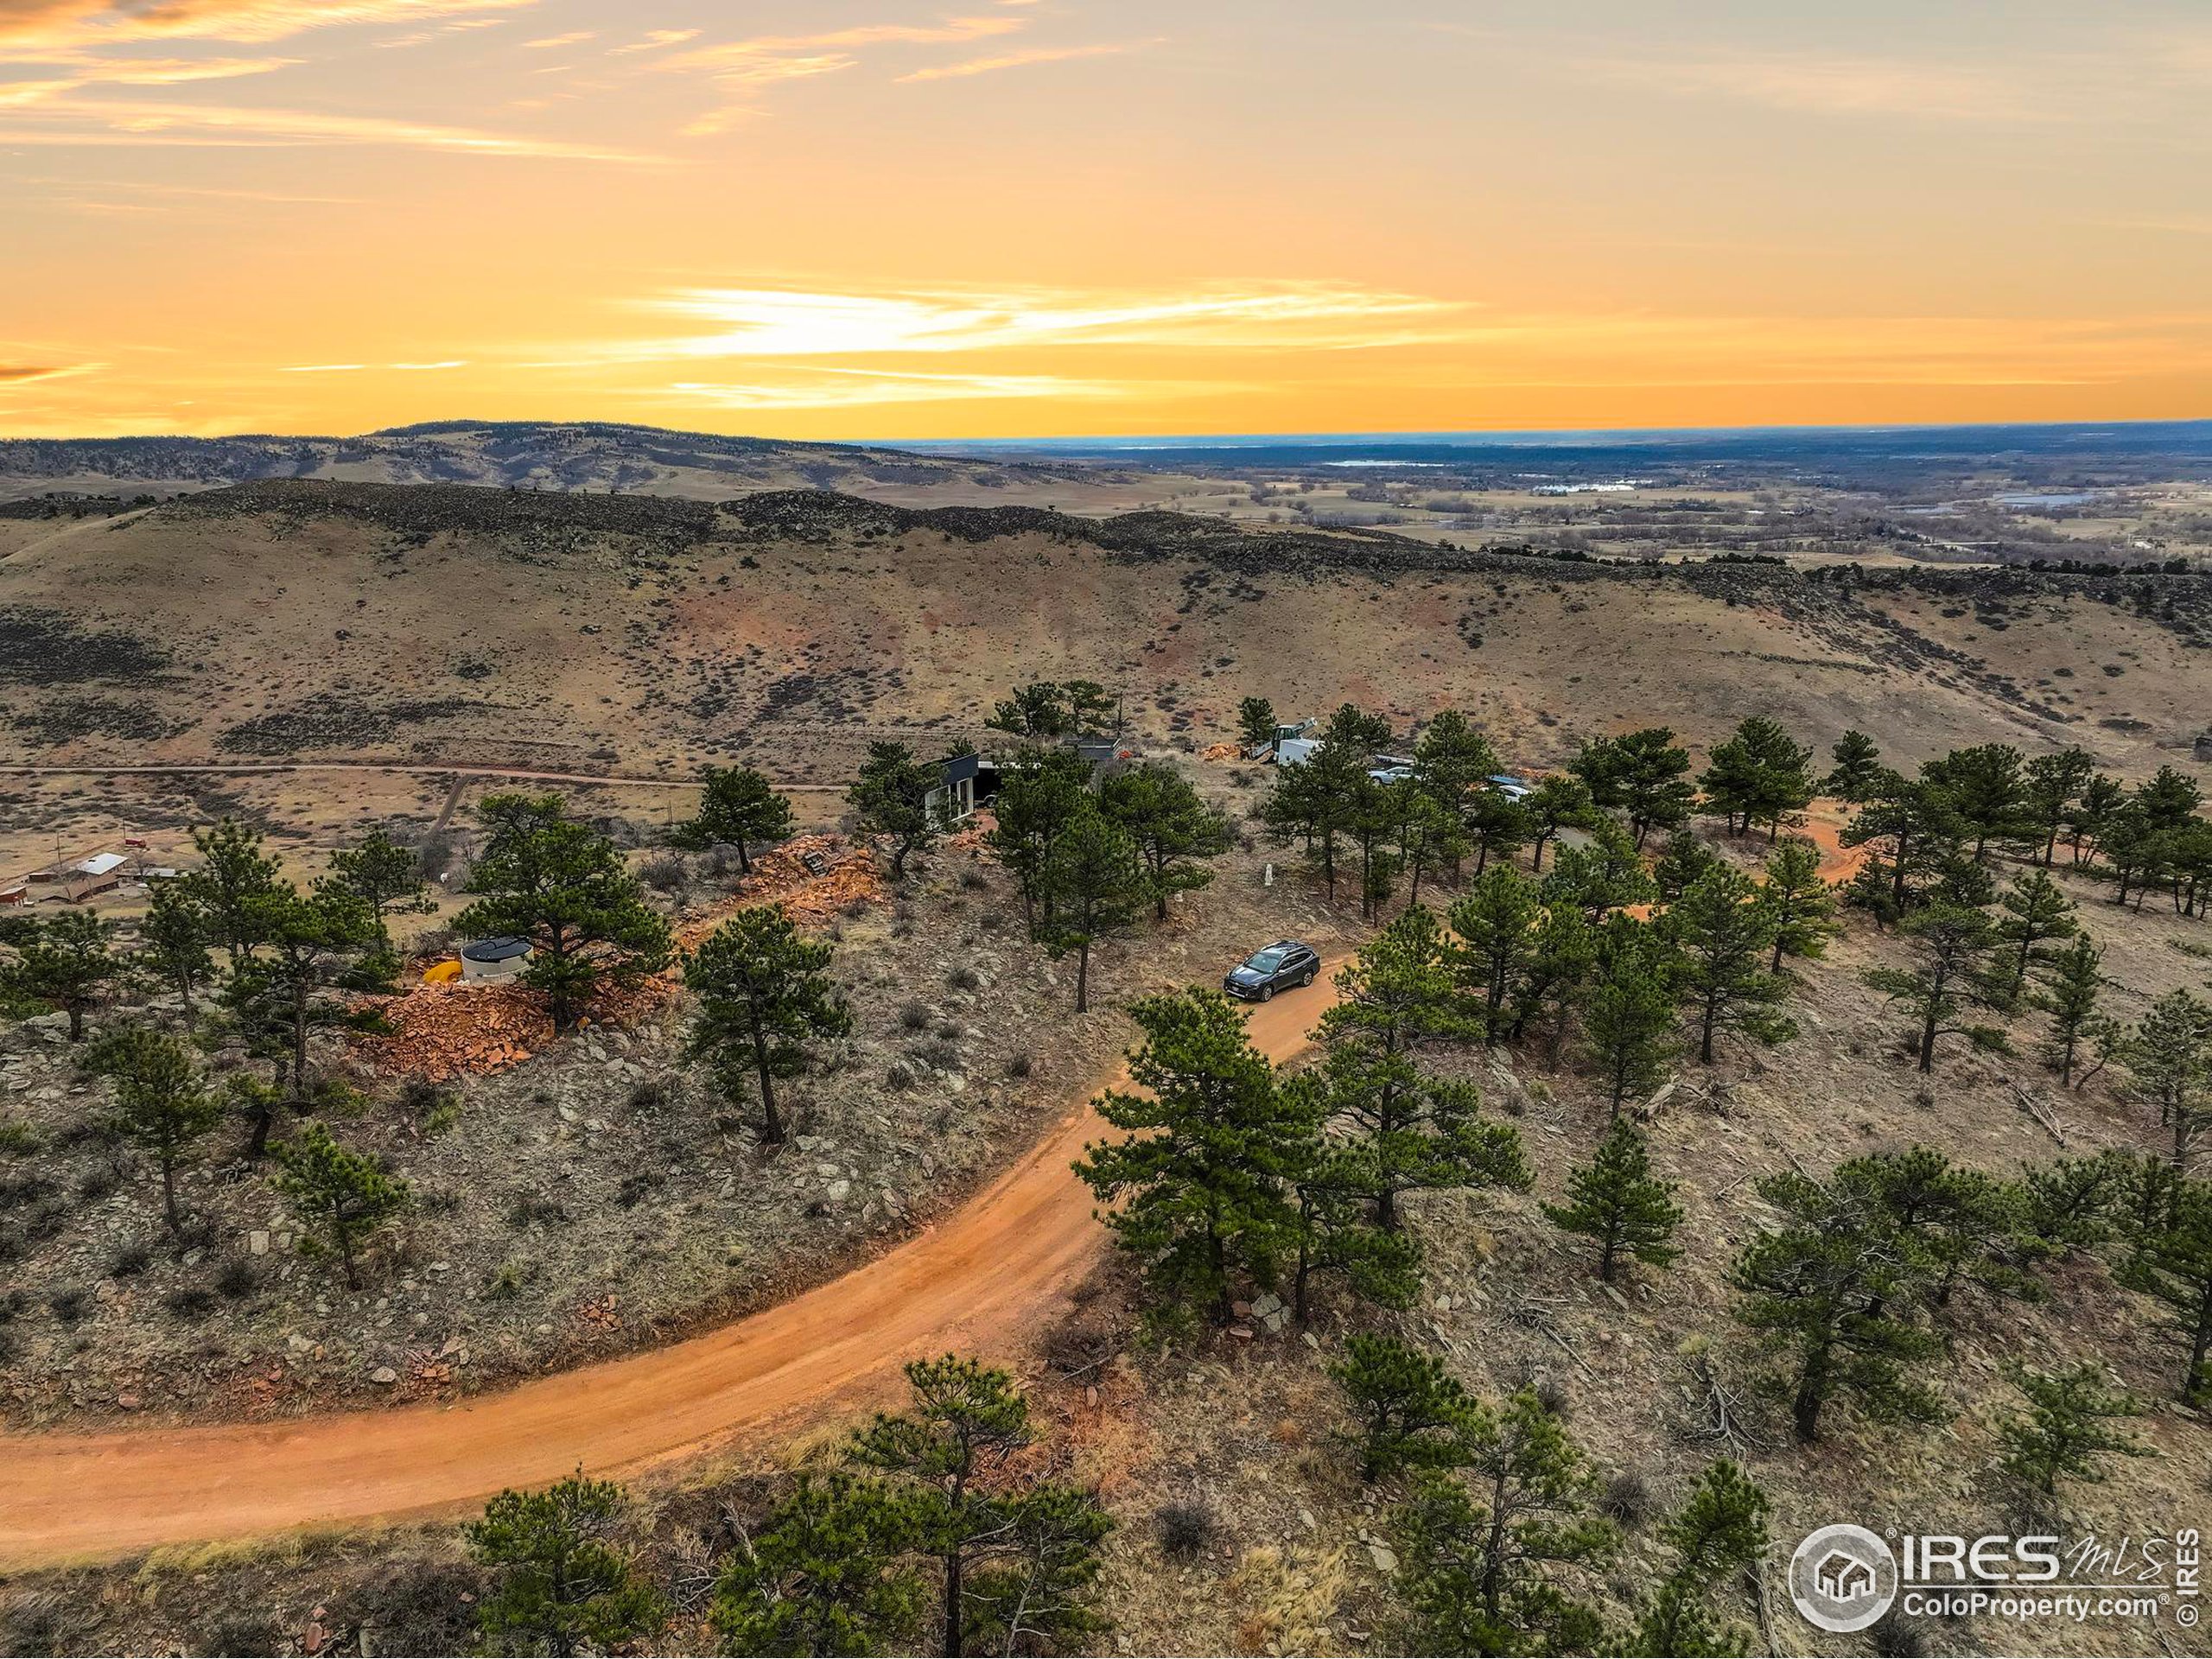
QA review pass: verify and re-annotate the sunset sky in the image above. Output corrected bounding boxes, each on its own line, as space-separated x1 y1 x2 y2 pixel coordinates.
3 0 2209 441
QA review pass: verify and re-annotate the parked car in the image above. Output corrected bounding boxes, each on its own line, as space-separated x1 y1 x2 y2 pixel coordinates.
1223 939 1321 1001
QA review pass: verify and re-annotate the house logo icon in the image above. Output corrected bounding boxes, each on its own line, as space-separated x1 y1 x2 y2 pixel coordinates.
1789 1523 1897 1633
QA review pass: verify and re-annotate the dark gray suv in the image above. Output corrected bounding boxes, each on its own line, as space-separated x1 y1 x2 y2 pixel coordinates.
1223 939 1320 1002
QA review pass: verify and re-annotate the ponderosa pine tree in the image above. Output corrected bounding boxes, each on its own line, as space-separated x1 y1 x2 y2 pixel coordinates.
2129 1179 2212 1403
2066 772 2126 868
2023 747 2096 867
327 826 432 946
1991 868 2078 1011
1099 760 1230 922
84 1023 221 1241
673 764 793 874
1665 868 1794 1065
1854 1145 2034 1310
2121 989 2212 1175
1574 728 1696 849
986 681 1107 742
1699 715 1814 842
1862 903 2005 1074
1464 787 1532 878
467 1471 666 1658
851 1356 1030 1659
1576 921 1677 1117
983 745 1091 940
963 1481 1116 1658
137 878 213 1020
1510 902 1600 1060
270 1122 410 1291
683 904 852 1146
710 1471 923 1657
1841 776 1967 912
1237 695 1278 755
1729 1166 1947 1442
1821 730 1885 804
2021 1149 2132 1259
1450 866 1541 1044
1652 830 1722 906
849 741 948 881
1541 817 1656 924
1413 711 1503 842
1759 836 1838 973
1522 774 1593 873
1389 1390 1615 1657
851 1356 1112 1659
1075 989 1308 1325
1994 1363 2150 1497
1923 743 2031 861
1308 1050 1531 1235
177 817 284 969
2037 936 2112 1089
1260 741 1355 900
1332 1333 1476 1481
3 909 118 1041
1287 1142 1421 1325
1542 1118 1682 1281
1313 907 1522 1229
231 883 382 1150
1039 798 1143 1013
1627 1459 1770 1659
455 793 672 1033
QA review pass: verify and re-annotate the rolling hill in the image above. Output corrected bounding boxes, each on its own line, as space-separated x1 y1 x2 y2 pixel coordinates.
3 479 2209 785
0 420 1135 508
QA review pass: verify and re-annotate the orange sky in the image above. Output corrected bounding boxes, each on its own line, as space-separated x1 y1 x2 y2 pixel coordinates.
3 0 2209 441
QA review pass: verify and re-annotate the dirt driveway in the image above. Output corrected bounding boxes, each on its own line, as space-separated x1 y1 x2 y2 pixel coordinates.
0 972 1343 1568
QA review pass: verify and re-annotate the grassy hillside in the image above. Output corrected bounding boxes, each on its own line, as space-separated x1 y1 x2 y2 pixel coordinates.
0 421 1147 509
4 480 2209 785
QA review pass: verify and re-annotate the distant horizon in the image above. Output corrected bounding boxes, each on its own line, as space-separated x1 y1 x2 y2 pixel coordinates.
8 413 2212 454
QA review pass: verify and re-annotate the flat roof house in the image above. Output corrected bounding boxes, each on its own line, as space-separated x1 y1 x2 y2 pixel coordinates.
928 752 981 826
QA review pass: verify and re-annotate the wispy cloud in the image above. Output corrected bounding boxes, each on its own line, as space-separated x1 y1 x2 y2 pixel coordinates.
664 15 1027 76
662 11 1033 130
1519 26 2212 131
612 29 698 56
664 367 1147 410
898 40 1151 82
522 30 593 50
282 359 468 372
608 281 1464 360
0 360 98 385
0 95 661 159
0 2 540 55
1585 48 2041 123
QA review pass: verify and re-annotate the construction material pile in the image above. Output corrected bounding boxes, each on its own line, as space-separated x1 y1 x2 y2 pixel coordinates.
354 969 677 1083
354 983 553 1083
352 836 883 1082
690 832 887 933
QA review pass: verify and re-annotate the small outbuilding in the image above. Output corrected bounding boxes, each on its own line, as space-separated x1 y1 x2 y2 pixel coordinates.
460 935 532 983
928 752 982 826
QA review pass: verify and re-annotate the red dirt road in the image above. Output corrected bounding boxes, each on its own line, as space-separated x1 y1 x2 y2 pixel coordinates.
0 974 1343 1569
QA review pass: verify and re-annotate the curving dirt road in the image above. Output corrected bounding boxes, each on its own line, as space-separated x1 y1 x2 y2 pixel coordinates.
0 973 1343 1569
0 812 1863 1569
